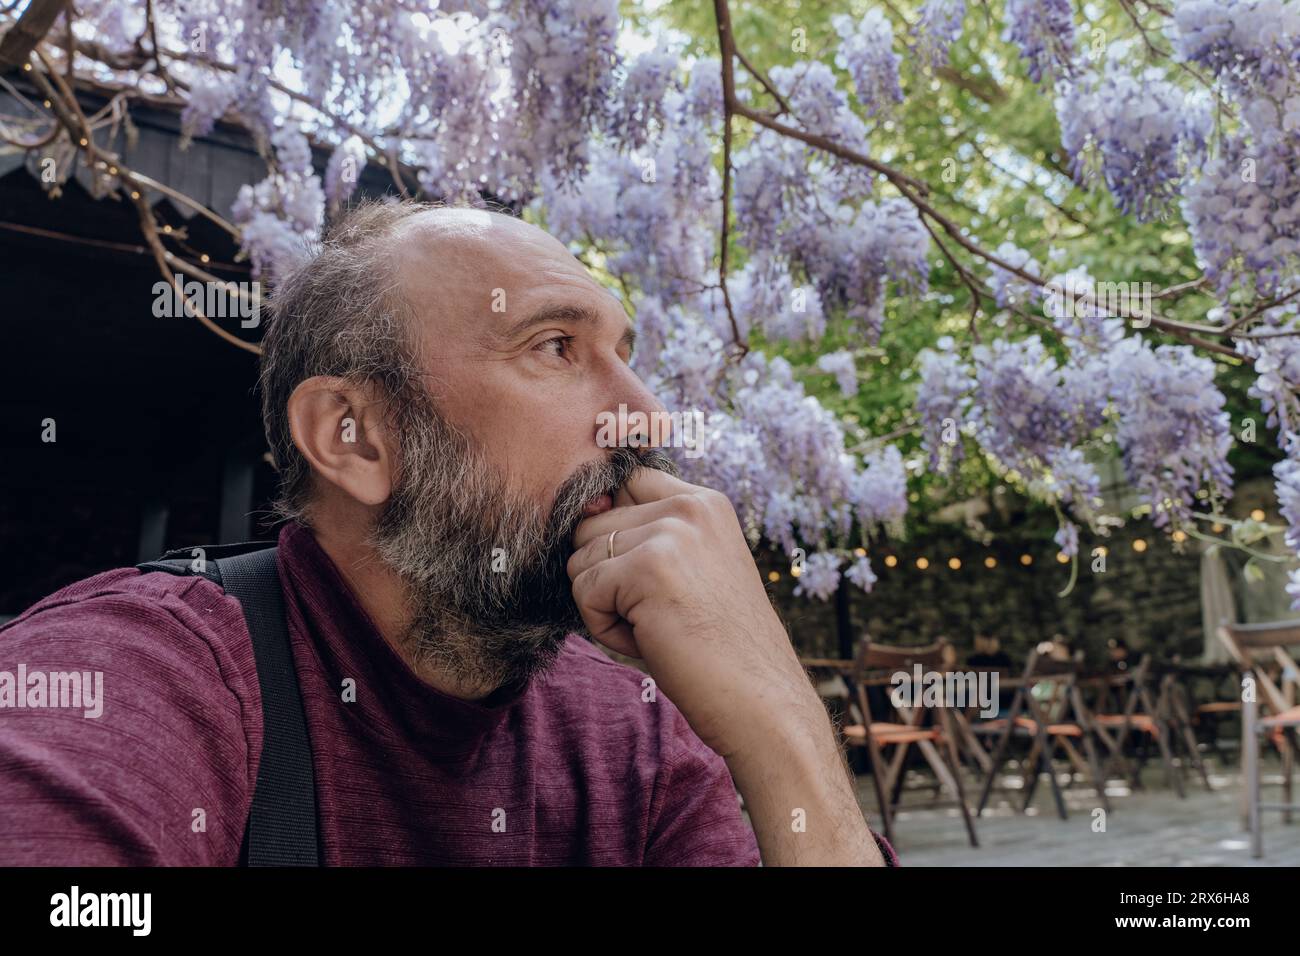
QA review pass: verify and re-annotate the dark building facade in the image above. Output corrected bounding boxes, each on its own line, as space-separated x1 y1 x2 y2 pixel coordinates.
0 74 395 617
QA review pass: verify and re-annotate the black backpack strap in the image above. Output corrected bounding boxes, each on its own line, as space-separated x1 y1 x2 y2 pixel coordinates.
138 544 320 866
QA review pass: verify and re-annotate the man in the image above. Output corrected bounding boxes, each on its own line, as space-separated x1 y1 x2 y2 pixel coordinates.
966 634 1014 717
0 201 895 866
966 634 1012 672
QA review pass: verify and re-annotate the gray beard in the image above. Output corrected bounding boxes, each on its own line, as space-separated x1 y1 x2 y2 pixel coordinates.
367 393 678 692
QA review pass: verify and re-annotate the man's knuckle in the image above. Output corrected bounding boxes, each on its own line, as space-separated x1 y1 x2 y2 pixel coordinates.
673 492 709 521
701 487 734 514
574 561 600 595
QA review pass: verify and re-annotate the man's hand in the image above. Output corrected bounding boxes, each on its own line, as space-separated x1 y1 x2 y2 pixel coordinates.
567 468 885 866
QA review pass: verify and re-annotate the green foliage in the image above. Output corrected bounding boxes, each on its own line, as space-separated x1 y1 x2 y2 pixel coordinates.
641 0 1273 538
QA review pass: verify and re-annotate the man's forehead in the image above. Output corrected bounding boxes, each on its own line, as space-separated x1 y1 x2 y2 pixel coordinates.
393 207 623 334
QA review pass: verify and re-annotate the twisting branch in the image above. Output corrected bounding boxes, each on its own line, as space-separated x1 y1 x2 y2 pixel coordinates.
919 215 983 341
1151 275 1209 299
712 0 748 356
29 48 260 355
127 169 242 239
728 83 932 198
1225 286 1300 335
0 0 67 70
733 47 792 117
144 0 175 92
0 73 62 147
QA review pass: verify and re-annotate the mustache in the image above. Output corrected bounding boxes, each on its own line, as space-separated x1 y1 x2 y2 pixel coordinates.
545 447 680 543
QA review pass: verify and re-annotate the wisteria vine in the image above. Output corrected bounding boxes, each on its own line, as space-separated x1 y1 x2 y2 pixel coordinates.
5 0 1300 607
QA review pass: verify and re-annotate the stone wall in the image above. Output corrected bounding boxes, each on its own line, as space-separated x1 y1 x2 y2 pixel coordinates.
765 521 1211 666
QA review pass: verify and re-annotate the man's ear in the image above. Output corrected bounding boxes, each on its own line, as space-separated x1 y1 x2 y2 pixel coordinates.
287 376 394 507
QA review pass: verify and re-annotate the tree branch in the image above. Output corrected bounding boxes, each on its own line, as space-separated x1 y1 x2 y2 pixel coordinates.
0 0 68 71
29 48 260 355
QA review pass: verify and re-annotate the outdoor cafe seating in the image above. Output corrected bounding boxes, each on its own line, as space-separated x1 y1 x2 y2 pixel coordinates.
801 630 1299 856
810 637 980 848
970 646 1110 820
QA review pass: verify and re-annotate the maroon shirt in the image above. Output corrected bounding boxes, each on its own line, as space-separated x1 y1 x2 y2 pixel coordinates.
0 521 897 866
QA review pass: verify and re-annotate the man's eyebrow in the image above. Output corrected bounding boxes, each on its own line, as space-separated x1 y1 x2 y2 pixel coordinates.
502 302 637 353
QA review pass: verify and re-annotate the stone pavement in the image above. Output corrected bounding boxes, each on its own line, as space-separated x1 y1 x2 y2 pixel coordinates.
857 756 1300 866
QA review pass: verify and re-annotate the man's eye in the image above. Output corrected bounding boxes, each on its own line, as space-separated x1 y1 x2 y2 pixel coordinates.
535 335 573 359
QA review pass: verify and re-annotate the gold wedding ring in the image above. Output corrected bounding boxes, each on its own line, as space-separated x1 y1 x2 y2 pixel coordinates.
607 529 619 560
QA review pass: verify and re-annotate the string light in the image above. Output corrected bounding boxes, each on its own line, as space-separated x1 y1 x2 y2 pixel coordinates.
984 556 997 569
1172 530 1186 543
1133 539 1148 552
947 557 961 570
1056 552 1069 564
915 557 929 570
853 547 867 557
790 566 802 578
884 555 898 568
1212 522 1225 533
1019 554 1033 566
1251 509 1266 522
767 570 780 583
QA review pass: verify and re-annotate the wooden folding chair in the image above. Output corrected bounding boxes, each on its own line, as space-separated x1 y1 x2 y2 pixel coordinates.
1182 663 1242 764
974 648 1110 820
946 668 1012 778
1090 655 1211 796
839 637 980 848
1217 622 1300 857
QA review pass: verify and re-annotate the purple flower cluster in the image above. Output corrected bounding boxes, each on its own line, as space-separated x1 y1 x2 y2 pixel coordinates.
786 200 931 345
853 444 909 536
845 555 879 593
794 552 844 601
1002 0 1078 84
606 48 679 152
1044 266 1127 352
832 10 904 116
915 316 1233 536
916 342 974 474
1181 132 1300 299
1105 338 1234 528
324 137 367 210
1169 0 1300 92
1171 0 1300 298
498 0 620 186
180 70 239 142
915 0 967 67
987 241 1041 310
968 336 1103 512
230 123 324 279
1055 65 1211 221
817 349 860 397
1236 306 1300 443
1054 520 1079 558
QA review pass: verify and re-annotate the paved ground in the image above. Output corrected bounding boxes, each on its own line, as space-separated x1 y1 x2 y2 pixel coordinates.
858 749 1300 866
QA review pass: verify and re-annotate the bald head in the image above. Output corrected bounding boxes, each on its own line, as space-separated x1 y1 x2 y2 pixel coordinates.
389 207 622 382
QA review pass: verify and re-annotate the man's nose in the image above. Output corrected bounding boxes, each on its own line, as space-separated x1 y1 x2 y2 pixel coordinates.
598 367 671 450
